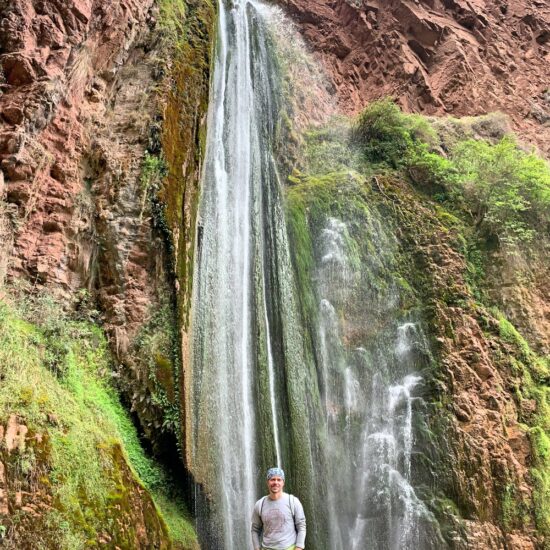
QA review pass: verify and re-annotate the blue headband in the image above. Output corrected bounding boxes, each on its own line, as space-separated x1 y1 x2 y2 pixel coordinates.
266 467 285 480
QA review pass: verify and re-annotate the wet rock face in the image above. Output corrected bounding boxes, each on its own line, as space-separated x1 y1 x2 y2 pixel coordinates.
277 0 550 155
376 176 543 548
0 0 155 295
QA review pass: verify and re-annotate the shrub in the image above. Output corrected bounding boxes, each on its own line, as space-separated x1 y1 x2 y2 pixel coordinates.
351 99 441 175
450 136 550 245
407 145 457 192
352 100 550 247
350 99 415 168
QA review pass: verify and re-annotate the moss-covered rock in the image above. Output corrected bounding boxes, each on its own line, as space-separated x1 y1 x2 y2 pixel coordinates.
283 111 549 548
159 0 216 330
0 296 197 549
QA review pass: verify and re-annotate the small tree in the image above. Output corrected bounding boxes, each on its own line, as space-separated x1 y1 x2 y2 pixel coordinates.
351 98 438 169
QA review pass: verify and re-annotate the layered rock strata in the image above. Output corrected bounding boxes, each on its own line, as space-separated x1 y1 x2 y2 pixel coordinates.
277 0 550 155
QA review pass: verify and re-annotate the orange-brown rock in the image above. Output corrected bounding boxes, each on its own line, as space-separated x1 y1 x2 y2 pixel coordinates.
0 0 156 308
377 174 543 548
277 0 550 155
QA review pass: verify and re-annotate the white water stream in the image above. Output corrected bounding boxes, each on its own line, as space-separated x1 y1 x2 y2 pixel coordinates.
190 0 284 546
190 1 446 548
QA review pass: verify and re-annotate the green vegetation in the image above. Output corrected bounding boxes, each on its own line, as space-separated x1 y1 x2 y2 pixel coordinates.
351 98 437 169
159 0 216 330
158 0 187 43
0 293 196 549
140 152 168 222
351 98 550 248
490 309 550 539
451 137 550 245
132 295 181 436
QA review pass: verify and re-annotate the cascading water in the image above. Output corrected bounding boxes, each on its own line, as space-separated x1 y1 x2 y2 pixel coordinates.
313 215 445 550
189 1 317 547
190 0 447 548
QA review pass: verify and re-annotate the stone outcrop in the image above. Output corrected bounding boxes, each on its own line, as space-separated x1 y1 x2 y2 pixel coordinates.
0 0 156 294
0 415 169 548
277 0 550 155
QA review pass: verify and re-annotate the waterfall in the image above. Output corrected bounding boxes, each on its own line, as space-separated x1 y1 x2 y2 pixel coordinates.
313 215 445 550
190 0 446 548
190 0 291 547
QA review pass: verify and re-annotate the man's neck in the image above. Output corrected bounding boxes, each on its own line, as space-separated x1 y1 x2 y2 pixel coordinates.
268 491 285 501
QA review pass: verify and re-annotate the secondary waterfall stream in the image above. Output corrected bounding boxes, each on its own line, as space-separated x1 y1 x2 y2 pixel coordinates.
190 0 446 548
313 217 444 549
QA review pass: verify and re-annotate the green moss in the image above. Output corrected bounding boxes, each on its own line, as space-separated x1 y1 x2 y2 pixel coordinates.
285 184 317 334
500 481 530 531
158 0 187 41
0 297 197 548
498 315 536 367
160 0 216 330
487 309 550 540
152 491 198 549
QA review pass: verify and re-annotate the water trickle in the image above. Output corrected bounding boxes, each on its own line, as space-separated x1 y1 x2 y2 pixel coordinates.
313 216 445 549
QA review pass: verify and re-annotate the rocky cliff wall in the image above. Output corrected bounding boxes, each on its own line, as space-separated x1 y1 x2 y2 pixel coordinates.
0 0 215 546
276 0 550 156
0 0 215 447
0 0 155 292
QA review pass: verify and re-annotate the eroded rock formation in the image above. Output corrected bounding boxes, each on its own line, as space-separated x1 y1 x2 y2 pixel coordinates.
380 175 543 549
0 0 214 545
0 0 155 293
277 0 550 155
0 0 215 446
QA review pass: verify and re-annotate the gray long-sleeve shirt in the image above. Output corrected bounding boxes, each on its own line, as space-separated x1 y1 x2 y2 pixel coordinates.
251 493 306 549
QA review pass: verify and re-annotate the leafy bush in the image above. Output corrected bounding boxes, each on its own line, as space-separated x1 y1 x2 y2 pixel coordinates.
351 99 439 164
350 99 415 168
450 136 550 245
407 146 456 192
352 99 550 247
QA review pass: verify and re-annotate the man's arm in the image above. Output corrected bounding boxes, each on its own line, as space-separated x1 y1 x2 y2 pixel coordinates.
294 498 306 550
251 500 263 550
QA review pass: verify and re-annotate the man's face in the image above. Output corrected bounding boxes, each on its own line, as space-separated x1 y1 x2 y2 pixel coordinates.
267 475 284 496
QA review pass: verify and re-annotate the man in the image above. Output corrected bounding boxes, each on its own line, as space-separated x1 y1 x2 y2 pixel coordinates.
251 467 306 550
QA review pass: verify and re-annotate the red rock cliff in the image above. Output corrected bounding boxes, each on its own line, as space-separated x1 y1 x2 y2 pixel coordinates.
277 0 550 155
